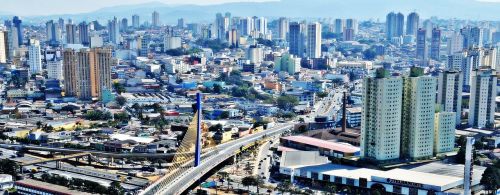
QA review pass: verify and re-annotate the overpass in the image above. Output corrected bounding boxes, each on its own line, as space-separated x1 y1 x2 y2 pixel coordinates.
139 123 294 195
0 144 177 159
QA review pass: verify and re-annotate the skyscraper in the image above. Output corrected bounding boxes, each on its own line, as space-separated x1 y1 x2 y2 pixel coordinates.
28 39 42 75
152 11 160 27
274 53 301 75
46 20 59 45
65 23 77 44
401 67 437 159
437 70 463 125
47 56 63 80
447 32 464 55
63 47 112 100
132 14 140 28
78 22 90 46
306 22 321 58
63 48 78 97
345 19 358 35
120 18 128 32
434 112 456 154
278 17 289 41
361 68 403 161
107 17 120 45
416 28 427 66
215 13 230 41
334 19 345 34
386 12 404 39
0 31 8 63
289 22 306 58
12 16 23 47
255 17 267 37
470 27 483 47
406 12 419 36
430 28 441 60
468 67 496 128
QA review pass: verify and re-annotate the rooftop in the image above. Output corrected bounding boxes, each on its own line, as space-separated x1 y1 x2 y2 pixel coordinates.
281 135 360 153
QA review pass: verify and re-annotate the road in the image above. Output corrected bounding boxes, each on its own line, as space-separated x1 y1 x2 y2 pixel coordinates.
140 123 294 195
0 144 177 158
306 87 345 122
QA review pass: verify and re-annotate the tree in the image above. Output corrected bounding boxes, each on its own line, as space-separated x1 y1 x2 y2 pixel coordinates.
219 111 230 119
213 84 222 94
209 124 223 132
363 49 377 60
277 180 292 194
108 181 125 195
218 171 230 190
241 176 257 191
277 95 299 111
113 82 126 94
115 96 127 107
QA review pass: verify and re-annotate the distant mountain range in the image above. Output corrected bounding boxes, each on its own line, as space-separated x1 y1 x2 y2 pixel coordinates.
2 0 500 24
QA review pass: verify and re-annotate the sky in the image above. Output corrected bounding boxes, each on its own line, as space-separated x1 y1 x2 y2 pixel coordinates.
0 0 276 16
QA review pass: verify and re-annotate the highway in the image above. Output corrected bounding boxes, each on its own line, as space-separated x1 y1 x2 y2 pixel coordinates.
139 122 294 195
0 144 177 159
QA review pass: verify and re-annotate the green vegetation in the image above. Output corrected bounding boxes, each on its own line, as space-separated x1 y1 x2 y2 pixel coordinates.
165 48 204 56
0 159 19 178
256 38 275 47
481 161 500 194
113 82 126 94
85 110 113 121
277 95 299 111
195 39 228 52
115 96 127 107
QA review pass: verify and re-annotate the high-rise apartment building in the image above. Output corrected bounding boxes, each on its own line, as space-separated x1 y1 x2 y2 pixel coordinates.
416 28 427 66
306 22 321 58
278 17 289 41
28 39 42 75
132 14 140 28
78 22 90 46
12 16 23 47
0 31 8 63
434 112 456 154
152 11 160 27
108 17 120 45
401 67 436 159
120 18 128 32
468 68 497 128
430 28 441 60
47 57 63 80
406 12 419 36
63 48 112 100
334 19 345 34
345 19 358 35
289 22 306 58
361 69 403 161
274 53 301 75
447 32 464 55
386 12 404 39
437 70 463 125
65 23 77 44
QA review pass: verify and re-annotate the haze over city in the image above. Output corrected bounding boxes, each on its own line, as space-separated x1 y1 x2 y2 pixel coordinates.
0 0 497 195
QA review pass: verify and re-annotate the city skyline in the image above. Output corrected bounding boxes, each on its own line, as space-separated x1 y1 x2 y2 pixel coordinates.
1 0 500 21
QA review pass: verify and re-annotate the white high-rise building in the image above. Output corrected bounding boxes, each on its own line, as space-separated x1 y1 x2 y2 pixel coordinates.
246 45 263 64
468 68 497 128
434 112 456 154
163 36 182 51
152 11 160 27
274 53 301 75
401 67 437 159
437 70 463 125
361 69 403 161
447 52 466 71
166 59 189 74
28 39 42 75
47 57 63 80
306 22 321 58
0 30 7 63
278 17 289 41
447 32 464 55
